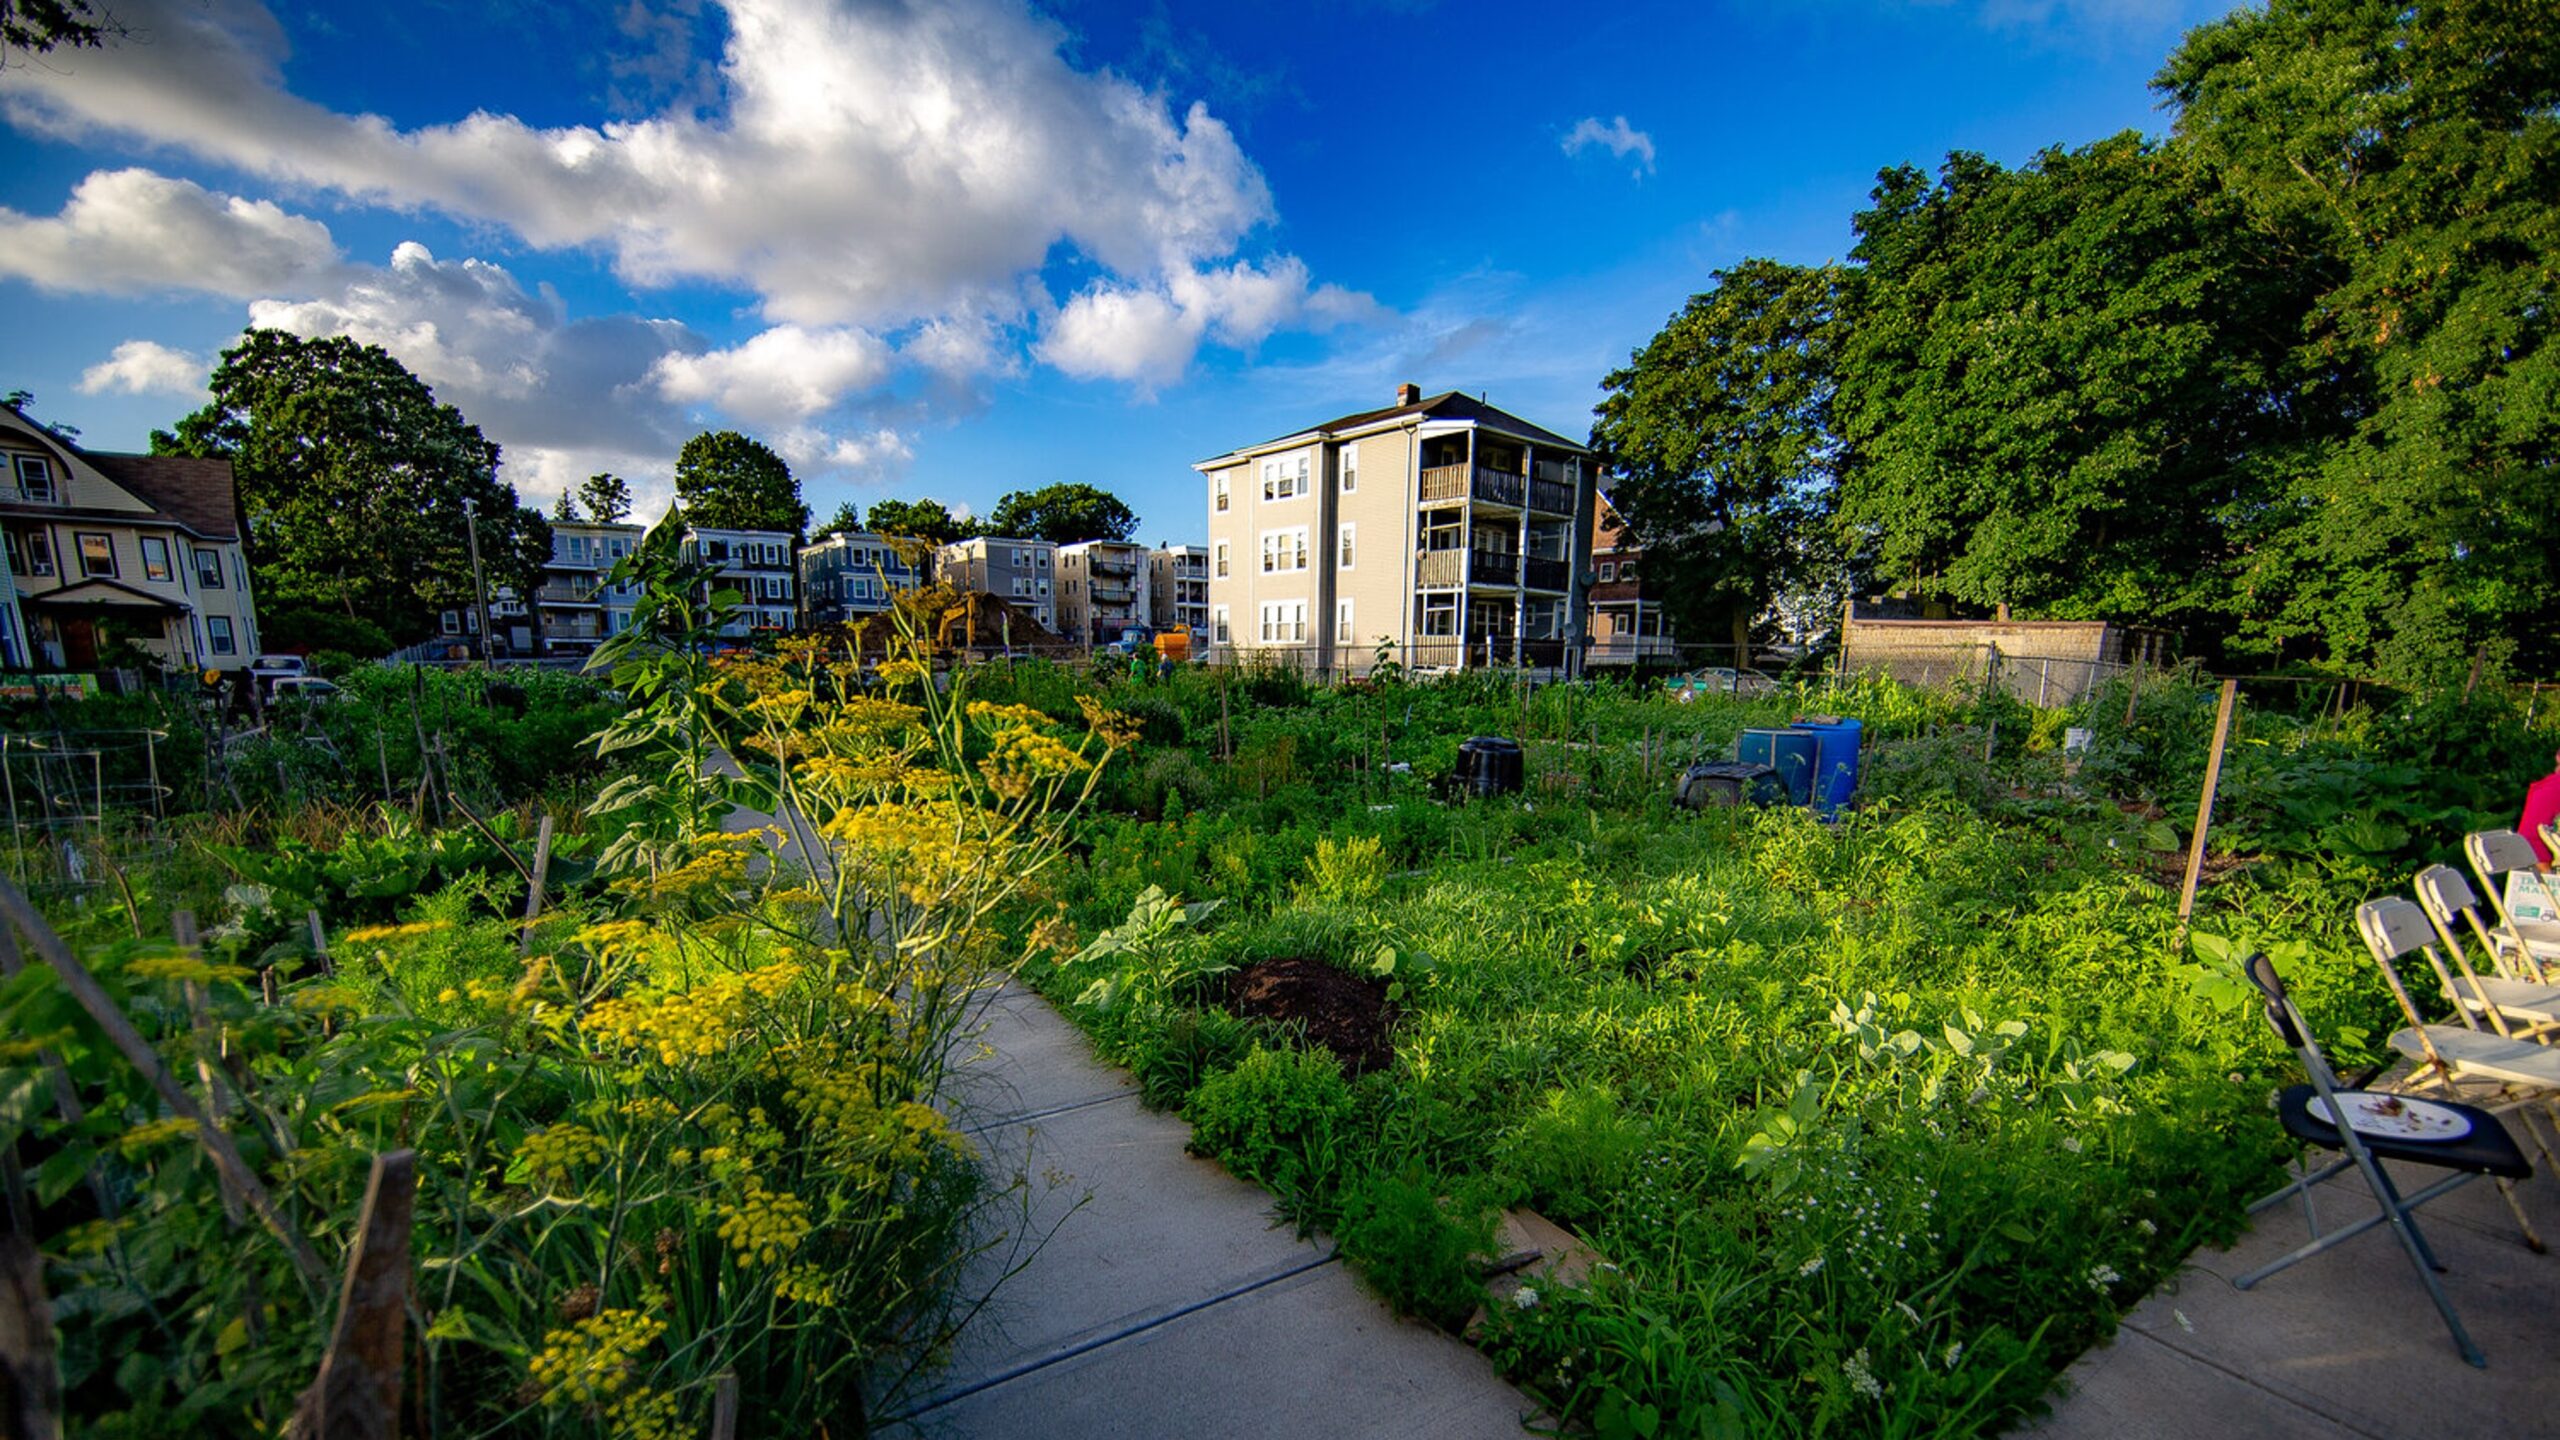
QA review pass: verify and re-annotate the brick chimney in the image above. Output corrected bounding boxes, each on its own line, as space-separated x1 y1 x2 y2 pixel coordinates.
1395 382 1420 406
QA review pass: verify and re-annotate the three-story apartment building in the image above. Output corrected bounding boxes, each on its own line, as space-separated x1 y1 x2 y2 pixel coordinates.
1585 494 1679 667
0 409 261 672
1056 539 1151 644
1196 385 1595 674
1148 544 1210 635
683 526 797 635
799 531 924 628
934 537 1057 635
536 520 644 657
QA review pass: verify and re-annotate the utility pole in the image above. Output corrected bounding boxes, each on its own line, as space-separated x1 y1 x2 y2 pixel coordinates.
461 497 495 667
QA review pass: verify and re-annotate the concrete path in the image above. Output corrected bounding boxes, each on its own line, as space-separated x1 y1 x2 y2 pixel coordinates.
2023 1144 2560 1439
884 984 1537 1439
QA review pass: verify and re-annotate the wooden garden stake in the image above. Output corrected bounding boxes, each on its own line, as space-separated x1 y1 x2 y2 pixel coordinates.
710 1373 742 1440
0 1145 61 1440
2122 652 2143 728
0 879 325 1293
519 813 555 955
171 912 238 1128
286 1150 417 1440
2177 680 2241 927
307 910 334 976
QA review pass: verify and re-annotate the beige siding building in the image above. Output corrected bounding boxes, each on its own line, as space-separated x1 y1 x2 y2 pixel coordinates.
1148 544 1209 634
1196 385 1595 674
1056 539 1151 644
0 410 261 672
934 536 1057 634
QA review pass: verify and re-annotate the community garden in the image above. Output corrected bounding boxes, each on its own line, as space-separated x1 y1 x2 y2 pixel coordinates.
1 567 2550 1436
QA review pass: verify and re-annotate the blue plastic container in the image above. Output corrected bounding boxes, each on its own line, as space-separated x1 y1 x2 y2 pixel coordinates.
1736 727 1818 806
1791 716 1864 817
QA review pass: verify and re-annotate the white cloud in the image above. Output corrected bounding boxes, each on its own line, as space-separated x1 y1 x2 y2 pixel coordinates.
650 325 895 426
1562 116 1657 177
0 167 341 297
1041 257 1378 387
5 0 1285 331
773 424 912 481
76 339 208 397
246 241 698 462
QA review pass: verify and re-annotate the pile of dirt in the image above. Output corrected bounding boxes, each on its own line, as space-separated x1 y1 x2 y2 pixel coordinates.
1225 957 1397 1076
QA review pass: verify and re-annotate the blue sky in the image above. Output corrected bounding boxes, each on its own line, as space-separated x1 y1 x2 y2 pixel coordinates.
1 0 2231 543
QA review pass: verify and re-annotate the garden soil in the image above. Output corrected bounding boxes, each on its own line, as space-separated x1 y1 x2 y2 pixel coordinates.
1225 957 1397 1076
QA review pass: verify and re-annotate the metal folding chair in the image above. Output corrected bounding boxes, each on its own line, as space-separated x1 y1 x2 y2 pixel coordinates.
2239 952 2532 1368
2460 830 2560 980
2410 865 2560 1039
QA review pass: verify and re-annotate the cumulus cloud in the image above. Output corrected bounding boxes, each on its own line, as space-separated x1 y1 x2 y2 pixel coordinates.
1562 115 1657 177
650 324 895 426
0 167 341 297
77 339 208 397
1041 257 1377 387
4 0 1283 331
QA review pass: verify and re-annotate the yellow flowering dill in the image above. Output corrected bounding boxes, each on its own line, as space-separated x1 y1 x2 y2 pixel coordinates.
818 800 1007 905
978 727 1087 801
875 657 928 688
518 1124 611 1188
117 1116 200 1157
288 983 367 1018
573 919 655 957
343 920 453 944
1075 693 1144 749
584 962 805 1065
776 1264 838 1306
124 953 251 986
965 700 1053 731
527 1308 664 1405
715 1178 813 1266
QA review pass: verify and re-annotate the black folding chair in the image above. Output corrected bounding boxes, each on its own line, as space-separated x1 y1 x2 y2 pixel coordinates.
2238 952 2532 1369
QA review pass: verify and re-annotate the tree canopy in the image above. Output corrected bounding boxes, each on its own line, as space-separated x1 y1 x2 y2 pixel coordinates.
862 497 967 545
1591 259 1850 653
153 329 550 644
578 472 634 526
984 483 1136 546
673 432 807 536
1595 0 2558 683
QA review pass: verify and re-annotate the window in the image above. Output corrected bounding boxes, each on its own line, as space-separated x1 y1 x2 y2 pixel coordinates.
1339 444 1358 493
441 611 461 636
207 615 235 656
1037 579 1051 597
1013 577 1033 597
76 532 116 579
1258 600 1306 644
140 536 172 582
1035 551 1049 568
1212 605 1231 644
1214 474 1230 512
14 456 56 503
1598 561 1615 582
1422 594 1458 636
1336 598 1354 643
1337 522 1355 569
1260 527 1308 574
1261 452 1310 502
1214 541 1229 578
1618 560 1637 582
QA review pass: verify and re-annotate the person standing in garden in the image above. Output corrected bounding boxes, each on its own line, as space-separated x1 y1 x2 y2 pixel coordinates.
2522 748 2560 865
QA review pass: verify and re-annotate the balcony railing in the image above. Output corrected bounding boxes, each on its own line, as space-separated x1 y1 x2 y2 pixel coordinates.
537 583 600 606
1523 557 1570 592
1529 477 1576 515
1090 582 1138 605
1419 464 1527 508
1088 557 1141 578
1416 547 1520 588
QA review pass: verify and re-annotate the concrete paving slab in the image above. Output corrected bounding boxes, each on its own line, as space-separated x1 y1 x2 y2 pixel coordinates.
889 1262 1535 1440
2026 1159 2560 1440
944 985 1136 1128
917 1091 1333 1405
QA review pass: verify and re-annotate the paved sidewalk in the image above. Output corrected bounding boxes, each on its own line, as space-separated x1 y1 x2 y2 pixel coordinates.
884 985 1536 1439
2023 1150 2560 1439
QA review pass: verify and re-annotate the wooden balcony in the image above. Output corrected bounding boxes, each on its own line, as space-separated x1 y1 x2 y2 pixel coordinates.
1419 464 1527 508
1415 547 1520 588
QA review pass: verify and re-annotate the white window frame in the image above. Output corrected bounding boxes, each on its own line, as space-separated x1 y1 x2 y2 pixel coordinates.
1212 604 1230 644
14 456 56 503
1598 561 1616 582
1338 522 1355 570
140 535 172 582
1336 598 1354 643
206 615 235 655
23 532 50 578
1260 526 1308 574
75 532 116 580
1258 599 1306 644
1215 474 1230 512
1339 444 1357 494
1214 541 1229 578
1261 451 1310 502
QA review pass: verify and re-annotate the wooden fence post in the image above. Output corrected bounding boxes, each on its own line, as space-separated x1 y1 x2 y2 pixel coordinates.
287 1150 418 1440
2178 680 2241 928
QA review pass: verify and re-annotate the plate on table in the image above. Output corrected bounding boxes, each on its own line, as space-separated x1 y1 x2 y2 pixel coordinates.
2308 1092 2471 1142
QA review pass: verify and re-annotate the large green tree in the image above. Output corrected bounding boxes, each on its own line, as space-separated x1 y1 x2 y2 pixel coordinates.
577 472 634 525
984 483 1135 546
2157 0 2560 680
860 497 967 545
1592 260 1852 654
154 329 550 644
673 432 807 536
2 0 124 58
1830 136 2323 635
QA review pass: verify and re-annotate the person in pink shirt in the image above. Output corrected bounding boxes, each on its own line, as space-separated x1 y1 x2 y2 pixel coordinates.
2522 748 2560 865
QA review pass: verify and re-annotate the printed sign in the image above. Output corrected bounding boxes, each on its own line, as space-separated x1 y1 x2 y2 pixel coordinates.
0 672 96 701
2505 870 2560 926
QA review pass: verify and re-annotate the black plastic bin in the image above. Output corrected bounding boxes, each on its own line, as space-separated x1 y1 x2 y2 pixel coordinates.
1674 760 1783 810
1453 736 1525 797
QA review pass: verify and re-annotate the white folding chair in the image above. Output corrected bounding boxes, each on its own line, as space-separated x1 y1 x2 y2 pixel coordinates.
2411 865 2560 1039
2238 951 2532 1368
2460 829 2560 980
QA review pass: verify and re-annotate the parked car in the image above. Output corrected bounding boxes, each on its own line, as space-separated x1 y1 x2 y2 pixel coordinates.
269 676 342 702
250 653 307 691
1664 666 1778 701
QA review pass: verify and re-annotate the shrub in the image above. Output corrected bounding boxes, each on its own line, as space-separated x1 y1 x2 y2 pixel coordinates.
1508 1082 1652 1224
1336 1169 1495 1329
1185 1044 1353 1204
